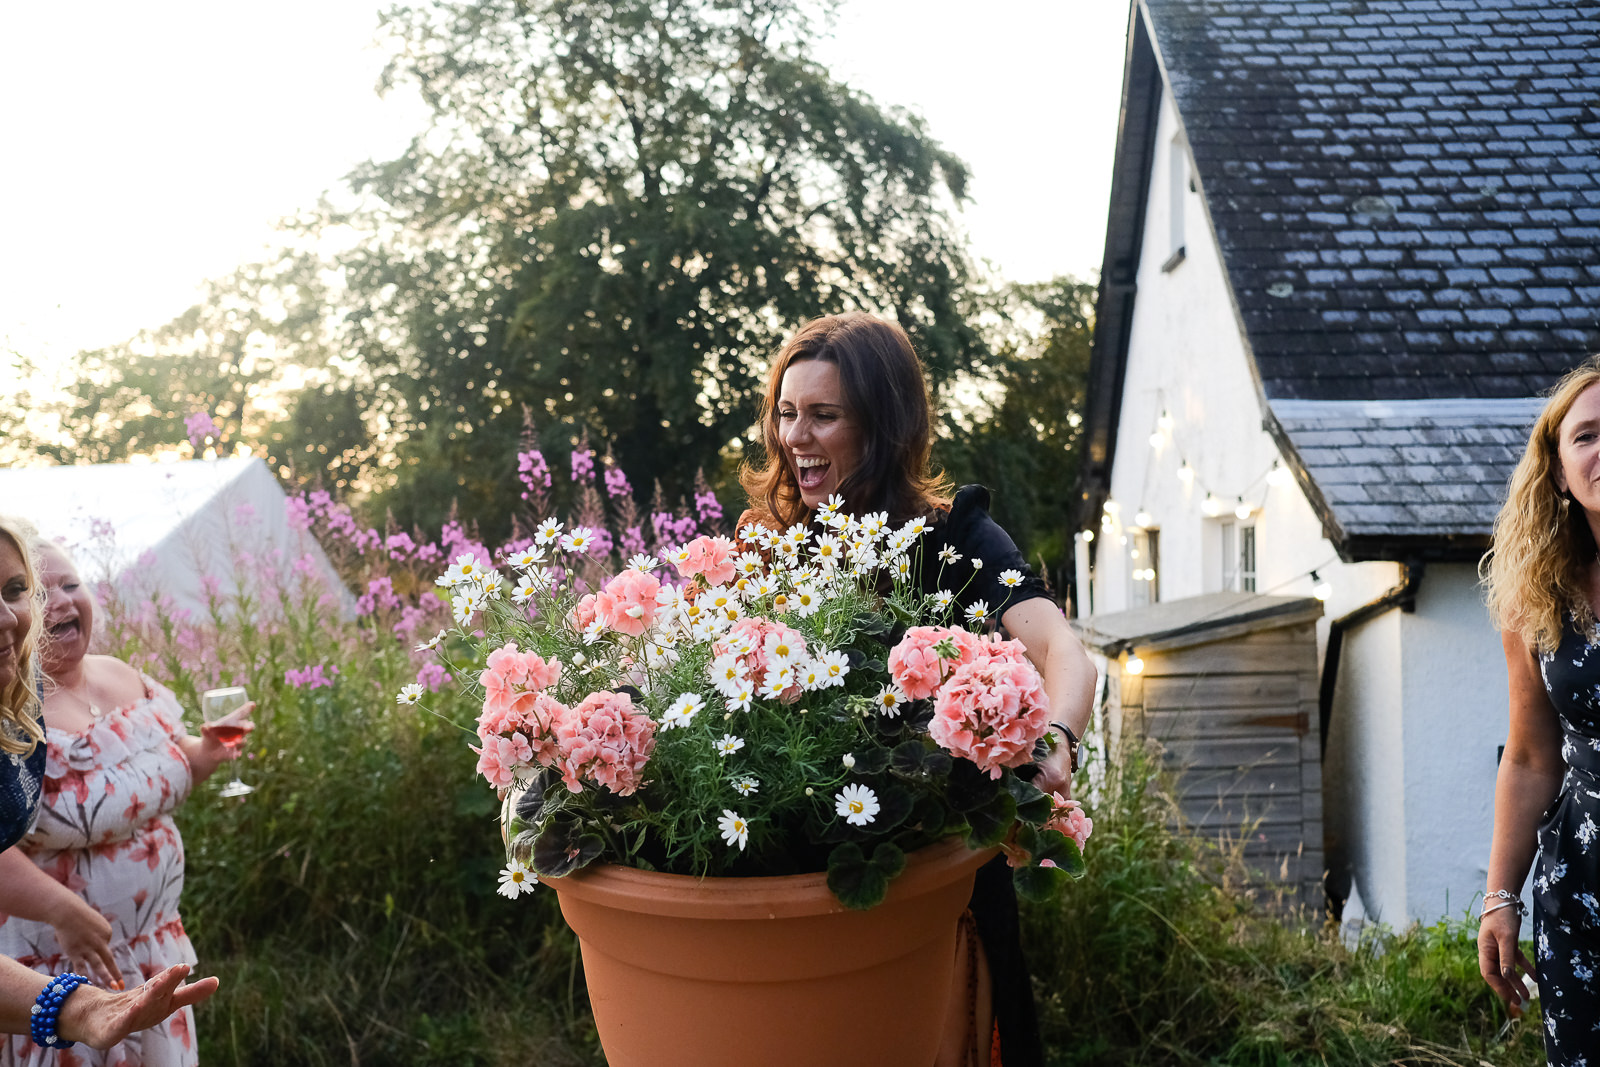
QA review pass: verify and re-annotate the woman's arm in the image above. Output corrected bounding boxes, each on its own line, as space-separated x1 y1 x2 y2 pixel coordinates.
176 702 254 784
1001 598 1098 797
1479 629 1566 1009
0 956 216 1047
0 850 119 987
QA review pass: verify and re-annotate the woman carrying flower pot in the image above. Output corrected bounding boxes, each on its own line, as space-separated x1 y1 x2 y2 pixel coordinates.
0 515 217 1054
736 312 1098 1067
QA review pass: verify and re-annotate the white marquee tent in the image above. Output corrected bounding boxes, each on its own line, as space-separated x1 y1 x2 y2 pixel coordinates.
0 456 346 620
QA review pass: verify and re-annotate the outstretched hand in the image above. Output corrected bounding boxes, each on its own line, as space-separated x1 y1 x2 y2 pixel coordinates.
57 965 218 1050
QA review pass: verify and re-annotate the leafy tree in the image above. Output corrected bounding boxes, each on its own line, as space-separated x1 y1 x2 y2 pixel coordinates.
935 276 1094 600
311 0 984 533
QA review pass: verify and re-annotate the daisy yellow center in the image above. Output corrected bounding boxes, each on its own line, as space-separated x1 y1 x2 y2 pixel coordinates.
848 801 864 814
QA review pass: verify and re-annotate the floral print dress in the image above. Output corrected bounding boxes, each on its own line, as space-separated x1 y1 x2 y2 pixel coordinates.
1534 617 1600 1066
0 676 199 1067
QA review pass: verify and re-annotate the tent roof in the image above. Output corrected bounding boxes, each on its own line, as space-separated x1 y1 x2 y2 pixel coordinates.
0 456 263 571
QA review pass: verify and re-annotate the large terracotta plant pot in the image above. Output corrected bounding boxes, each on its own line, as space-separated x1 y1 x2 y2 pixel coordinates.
551 838 995 1067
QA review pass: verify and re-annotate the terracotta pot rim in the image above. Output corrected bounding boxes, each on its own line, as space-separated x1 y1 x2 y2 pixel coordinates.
549 836 997 919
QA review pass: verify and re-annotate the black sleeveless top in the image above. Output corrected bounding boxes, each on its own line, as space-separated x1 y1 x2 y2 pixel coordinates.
0 713 45 852
1534 615 1600 928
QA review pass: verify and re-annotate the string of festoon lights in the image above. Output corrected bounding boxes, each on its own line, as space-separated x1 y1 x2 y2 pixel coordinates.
1080 403 1337 675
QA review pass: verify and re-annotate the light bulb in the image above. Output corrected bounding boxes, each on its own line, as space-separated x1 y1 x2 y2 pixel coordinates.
1125 654 1145 675
1081 530 1095 543
1267 461 1293 487
1148 430 1164 449
1119 535 1128 546
1178 463 1194 485
1134 509 1153 528
1311 570 1332 602
1235 499 1253 520
1158 410 1174 432
1130 548 1141 560
1202 493 1222 516
1103 499 1120 515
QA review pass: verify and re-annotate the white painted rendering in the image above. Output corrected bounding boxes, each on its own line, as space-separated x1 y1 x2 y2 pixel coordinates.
1083 83 1516 925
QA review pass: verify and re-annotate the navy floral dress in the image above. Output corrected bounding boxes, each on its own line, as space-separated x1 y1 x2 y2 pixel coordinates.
1533 615 1600 1064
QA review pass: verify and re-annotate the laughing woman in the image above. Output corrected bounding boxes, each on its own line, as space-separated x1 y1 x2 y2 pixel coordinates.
0 516 216 1053
0 537 251 1067
737 313 1098 1067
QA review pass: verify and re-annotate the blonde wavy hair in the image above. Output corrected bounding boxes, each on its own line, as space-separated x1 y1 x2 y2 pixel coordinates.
1484 356 1600 653
0 515 45 755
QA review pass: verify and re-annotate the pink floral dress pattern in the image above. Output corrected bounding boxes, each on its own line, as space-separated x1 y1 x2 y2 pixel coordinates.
0 676 199 1067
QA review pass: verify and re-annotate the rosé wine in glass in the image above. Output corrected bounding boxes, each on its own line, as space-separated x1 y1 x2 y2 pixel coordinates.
201 687 255 797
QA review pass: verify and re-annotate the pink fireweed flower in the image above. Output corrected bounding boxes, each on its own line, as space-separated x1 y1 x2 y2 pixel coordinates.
671 535 738 587
928 648 1051 779
416 661 450 692
1046 794 1094 851
594 568 662 637
285 664 338 690
553 691 656 796
185 410 219 448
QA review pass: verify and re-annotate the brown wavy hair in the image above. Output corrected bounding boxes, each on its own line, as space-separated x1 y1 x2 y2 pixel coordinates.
739 313 952 529
0 515 45 755
1483 355 1600 653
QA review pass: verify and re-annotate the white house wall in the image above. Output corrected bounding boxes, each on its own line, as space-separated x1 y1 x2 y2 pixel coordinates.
1084 83 1508 925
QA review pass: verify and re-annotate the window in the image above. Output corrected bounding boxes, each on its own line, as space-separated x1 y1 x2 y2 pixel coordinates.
1216 520 1257 592
1130 528 1160 607
1162 132 1187 272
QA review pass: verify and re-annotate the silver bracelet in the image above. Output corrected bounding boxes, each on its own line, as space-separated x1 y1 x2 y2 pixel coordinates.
1480 890 1526 919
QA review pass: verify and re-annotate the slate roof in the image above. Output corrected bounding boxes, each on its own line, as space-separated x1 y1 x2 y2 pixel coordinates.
1273 397 1542 553
1145 0 1600 401
1081 0 1600 559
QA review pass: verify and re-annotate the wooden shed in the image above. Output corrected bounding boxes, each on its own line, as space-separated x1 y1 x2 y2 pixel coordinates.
1073 591 1325 911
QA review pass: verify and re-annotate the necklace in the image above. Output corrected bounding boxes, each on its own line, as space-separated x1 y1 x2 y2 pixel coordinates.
54 677 104 719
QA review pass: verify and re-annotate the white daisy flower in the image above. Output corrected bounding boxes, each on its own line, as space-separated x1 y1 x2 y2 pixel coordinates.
716 734 745 757
835 784 880 827
690 617 721 643
396 683 424 706
873 684 908 717
818 649 850 685
891 555 913 580
507 546 547 569
668 544 694 569
770 591 792 613
794 584 821 617
732 776 759 796
709 653 750 692
560 526 596 554
435 563 467 588
817 493 845 519
663 693 705 729
785 523 810 547
931 590 956 611
497 860 538 899
719 809 750 850
726 682 755 713
736 552 764 576
751 576 778 599
964 599 991 625
842 752 856 769
511 580 538 604
416 630 446 652
764 632 803 662
626 553 660 572
901 516 929 539
582 619 606 645
998 569 1024 588
861 511 888 537
884 532 912 555
452 587 488 626
937 544 961 564
739 522 767 544
724 631 756 656
534 518 564 545
798 660 826 691
645 642 680 670
971 557 984 570
699 586 737 614
656 584 685 610
759 673 791 700
812 534 843 566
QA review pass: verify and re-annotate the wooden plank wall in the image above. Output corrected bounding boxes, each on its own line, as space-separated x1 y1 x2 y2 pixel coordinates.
1116 621 1324 913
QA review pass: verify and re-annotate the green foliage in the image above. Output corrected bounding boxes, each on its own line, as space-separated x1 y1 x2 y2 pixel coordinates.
937 276 1095 593
1021 747 1546 1066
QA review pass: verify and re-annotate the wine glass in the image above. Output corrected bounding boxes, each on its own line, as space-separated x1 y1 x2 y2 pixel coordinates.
201 686 255 798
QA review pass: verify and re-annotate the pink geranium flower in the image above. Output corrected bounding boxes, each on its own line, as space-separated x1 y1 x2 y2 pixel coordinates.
1046 794 1094 851
594 568 661 637
553 691 657 796
928 649 1051 779
672 535 738 587
887 626 980 700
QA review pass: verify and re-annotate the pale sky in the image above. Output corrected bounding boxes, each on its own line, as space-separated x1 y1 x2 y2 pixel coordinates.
0 1 1128 373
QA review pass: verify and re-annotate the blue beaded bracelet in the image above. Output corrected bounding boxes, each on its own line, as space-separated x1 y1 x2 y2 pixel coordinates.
29 972 90 1049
